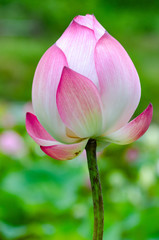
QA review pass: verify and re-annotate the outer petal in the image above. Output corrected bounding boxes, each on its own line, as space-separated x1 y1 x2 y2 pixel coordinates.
26 112 57 146
56 20 98 85
56 67 103 138
32 44 74 143
74 14 105 40
105 104 153 145
93 15 106 40
95 33 141 134
41 139 88 160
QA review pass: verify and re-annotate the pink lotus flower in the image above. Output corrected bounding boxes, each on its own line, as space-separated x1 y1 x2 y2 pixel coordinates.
0 130 26 157
26 14 153 161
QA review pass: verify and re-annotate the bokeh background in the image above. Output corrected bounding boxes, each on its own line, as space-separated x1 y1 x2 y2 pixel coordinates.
0 0 159 239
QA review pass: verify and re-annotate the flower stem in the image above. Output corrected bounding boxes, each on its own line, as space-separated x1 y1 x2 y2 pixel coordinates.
85 139 104 240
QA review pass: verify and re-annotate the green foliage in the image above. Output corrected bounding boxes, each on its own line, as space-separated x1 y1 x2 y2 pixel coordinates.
0 104 159 239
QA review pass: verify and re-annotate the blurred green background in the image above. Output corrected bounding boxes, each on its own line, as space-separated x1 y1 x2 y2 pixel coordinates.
0 0 159 239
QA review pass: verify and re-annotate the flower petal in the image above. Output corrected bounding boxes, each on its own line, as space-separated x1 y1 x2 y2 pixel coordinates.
95 33 141 134
74 14 105 40
74 14 94 29
26 112 56 146
93 15 106 40
32 44 74 143
56 20 98 85
56 67 103 138
105 104 153 144
40 139 88 160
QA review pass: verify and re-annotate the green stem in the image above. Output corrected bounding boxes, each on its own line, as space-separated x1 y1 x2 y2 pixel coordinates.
85 139 104 240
